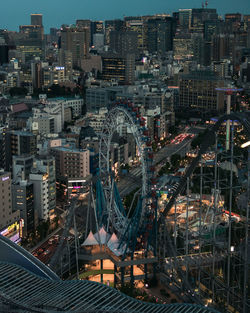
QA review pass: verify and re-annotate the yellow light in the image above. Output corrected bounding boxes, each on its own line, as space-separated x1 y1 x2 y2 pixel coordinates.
241 141 250 148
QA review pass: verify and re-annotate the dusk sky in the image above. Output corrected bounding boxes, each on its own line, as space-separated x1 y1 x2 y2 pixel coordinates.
1 0 250 32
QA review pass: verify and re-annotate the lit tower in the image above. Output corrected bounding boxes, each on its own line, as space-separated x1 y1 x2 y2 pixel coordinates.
215 87 243 150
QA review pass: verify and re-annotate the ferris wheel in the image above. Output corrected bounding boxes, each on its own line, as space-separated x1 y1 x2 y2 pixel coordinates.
97 102 157 252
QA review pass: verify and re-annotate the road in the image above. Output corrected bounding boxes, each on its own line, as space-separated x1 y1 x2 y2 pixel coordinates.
118 139 192 197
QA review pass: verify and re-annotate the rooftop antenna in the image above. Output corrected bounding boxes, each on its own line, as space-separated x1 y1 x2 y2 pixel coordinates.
205 0 208 8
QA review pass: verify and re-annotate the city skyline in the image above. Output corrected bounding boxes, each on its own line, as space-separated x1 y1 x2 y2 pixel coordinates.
1 0 250 32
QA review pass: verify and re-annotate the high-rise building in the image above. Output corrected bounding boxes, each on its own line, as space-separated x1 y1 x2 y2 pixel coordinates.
101 53 135 85
211 34 235 61
110 30 138 57
105 19 125 45
225 13 242 32
173 33 193 60
12 180 34 237
91 21 104 45
0 171 20 242
76 19 91 48
29 172 49 221
31 14 43 26
34 156 56 217
146 17 175 54
5 130 37 171
191 8 218 33
60 25 90 68
179 70 225 114
31 60 43 89
93 33 105 51
204 20 220 41
0 127 7 171
125 18 145 51
178 9 192 30
191 33 205 65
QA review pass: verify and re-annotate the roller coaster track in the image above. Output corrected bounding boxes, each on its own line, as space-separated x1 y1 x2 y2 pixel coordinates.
156 112 250 306
159 112 250 223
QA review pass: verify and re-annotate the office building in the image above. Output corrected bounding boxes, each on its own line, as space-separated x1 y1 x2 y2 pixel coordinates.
33 156 56 216
125 19 145 51
93 33 105 51
91 21 104 45
31 14 43 26
29 171 49 221
101 53 135 85
211 34 235 62
12 180 34 237
146 17 175 54
178 9 192 30
173 33 193 60
12 154 34 182
110 30 138 57
225 13 242 32
60 25 89 68
51 147 90 180
5 130 37 171
105 19 125 45
31 60 43 89
179 70 225 114
0 171 20 242
0 127 7 171
191 8 218 33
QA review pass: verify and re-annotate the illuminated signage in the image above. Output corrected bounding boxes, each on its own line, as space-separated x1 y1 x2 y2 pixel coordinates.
0 221 20 243
2 176 9 181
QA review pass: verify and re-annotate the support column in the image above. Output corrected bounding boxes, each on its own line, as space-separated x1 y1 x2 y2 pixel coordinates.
226 93 231 151
100 259 103 284
130 255 134 287
185 177 190 282
227 121 234 308
114 265 117 289
121 266 125 287
243 146 250 313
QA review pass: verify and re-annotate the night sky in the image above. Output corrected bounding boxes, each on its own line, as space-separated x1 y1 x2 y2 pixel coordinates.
1 0 250 32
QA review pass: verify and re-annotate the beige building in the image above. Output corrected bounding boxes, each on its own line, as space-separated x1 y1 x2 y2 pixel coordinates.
51 147 90 180
0 171 20 233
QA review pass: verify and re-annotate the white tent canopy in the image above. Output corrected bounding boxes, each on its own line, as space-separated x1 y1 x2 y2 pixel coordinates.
94 227 111 244
82 231 99 246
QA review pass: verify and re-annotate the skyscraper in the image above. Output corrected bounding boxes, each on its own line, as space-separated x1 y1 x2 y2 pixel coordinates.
60 25 90 68
110 30 138 57
191 8 218 33
146 17 175 54
178 9 192 30
31 14 43 26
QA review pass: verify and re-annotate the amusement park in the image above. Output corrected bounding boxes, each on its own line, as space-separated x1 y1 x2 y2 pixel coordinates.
19 100 248 313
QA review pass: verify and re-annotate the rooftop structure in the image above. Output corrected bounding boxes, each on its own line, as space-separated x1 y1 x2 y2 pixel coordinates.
0 236 220 313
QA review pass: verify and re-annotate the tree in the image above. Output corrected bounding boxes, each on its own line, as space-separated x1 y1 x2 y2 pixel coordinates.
170 154 181 168
152 142 157 152
191 129 211 149
36 220 50 240
9 87 28 97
